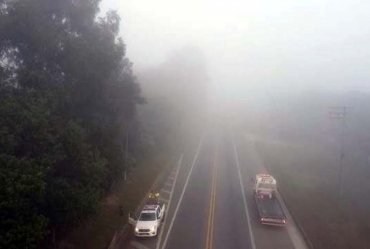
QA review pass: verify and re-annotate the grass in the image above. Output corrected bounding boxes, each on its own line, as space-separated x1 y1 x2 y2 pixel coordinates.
254 139 370 249
57 153 171 249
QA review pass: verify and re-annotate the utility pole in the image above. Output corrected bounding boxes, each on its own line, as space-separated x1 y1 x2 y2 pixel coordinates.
329 106 348 199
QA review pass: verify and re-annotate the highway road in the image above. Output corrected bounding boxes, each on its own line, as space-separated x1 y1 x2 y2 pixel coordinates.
123 130 308 249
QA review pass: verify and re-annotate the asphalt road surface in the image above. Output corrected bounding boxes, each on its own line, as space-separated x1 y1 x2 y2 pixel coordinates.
124 129 308 249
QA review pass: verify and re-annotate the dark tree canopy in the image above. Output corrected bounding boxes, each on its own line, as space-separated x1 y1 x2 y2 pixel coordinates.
0 0 143 248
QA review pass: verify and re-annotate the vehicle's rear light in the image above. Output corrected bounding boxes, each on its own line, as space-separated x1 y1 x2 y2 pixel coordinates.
261 218 265 221
283 220 286 224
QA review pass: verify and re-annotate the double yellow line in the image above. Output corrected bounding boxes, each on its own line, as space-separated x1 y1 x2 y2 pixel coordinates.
205 144 218 249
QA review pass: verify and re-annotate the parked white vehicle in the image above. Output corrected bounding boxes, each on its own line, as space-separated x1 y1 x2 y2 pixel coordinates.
128 203 166 237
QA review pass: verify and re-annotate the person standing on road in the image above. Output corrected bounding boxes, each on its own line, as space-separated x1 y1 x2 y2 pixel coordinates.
148 190 160 204
148 190 160 199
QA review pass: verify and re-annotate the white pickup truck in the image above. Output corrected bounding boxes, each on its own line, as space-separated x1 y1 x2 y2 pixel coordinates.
128 203 166 237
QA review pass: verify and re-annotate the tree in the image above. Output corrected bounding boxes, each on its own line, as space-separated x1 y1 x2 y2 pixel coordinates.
0 0 143 247
0 155 48 249
138 46 209 150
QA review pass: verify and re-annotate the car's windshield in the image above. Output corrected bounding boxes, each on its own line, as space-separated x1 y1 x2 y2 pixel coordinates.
139 213 156 221
259 183 277 189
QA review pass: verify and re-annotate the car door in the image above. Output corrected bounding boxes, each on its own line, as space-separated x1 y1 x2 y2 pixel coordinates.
156 209 161 227
128 211 138 226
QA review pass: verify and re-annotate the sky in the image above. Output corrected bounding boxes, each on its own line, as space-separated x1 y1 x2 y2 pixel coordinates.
100 0 370 104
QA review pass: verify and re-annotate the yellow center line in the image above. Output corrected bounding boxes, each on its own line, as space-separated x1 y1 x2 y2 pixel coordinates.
206 143 218 249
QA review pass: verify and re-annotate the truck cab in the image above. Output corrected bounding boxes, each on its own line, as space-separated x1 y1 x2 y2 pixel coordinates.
128 203 165 237
254 174 277 198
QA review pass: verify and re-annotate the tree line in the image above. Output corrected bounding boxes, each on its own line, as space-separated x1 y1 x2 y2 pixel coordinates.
0 0 144 248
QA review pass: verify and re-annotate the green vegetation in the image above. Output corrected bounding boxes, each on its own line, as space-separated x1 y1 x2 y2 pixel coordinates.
0 1 143 248
0 1 208 248
63 154 170 249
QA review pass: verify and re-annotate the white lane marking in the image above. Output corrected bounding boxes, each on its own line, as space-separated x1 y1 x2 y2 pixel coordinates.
159 197 169 203
161 189 172 195
277 193 309 249
164 182 172 187
232 138 257 249
130 241 150 249
160 137 204 249
168 176 175 181
156 154 183 249
245 134 309 249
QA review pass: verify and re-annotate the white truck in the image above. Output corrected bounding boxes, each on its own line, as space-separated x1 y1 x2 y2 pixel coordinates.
254 174 277 198
128 203 166 237
253 174 286 226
